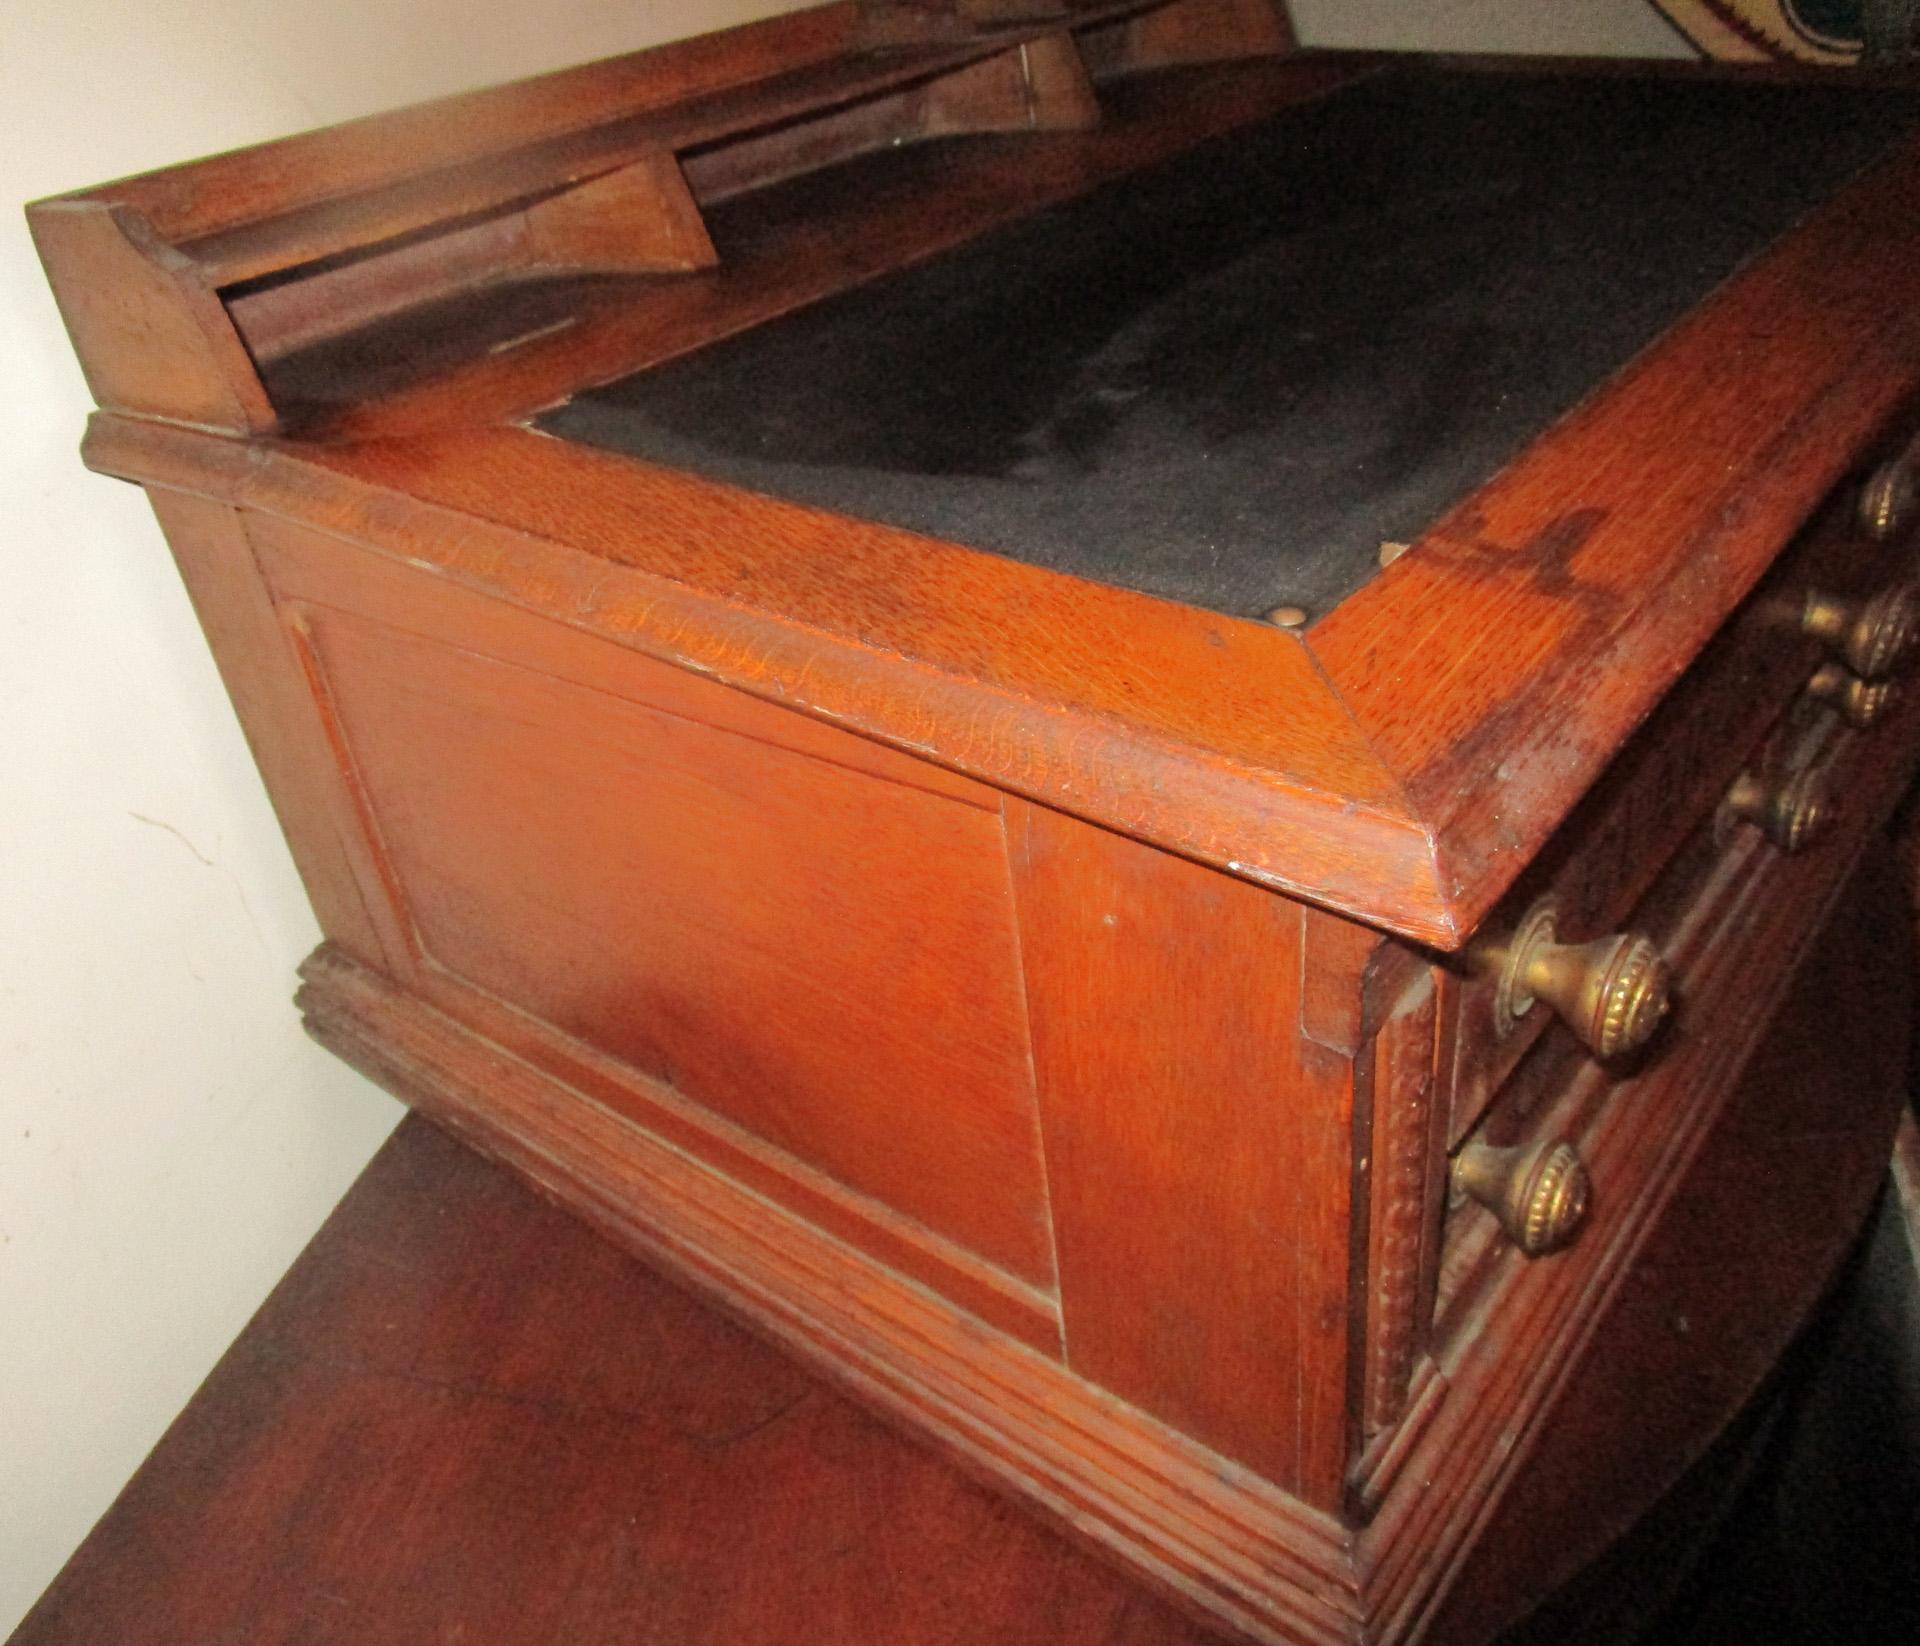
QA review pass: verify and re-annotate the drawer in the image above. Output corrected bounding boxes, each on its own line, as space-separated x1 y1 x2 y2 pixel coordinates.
1421 840 1913 1645
1435 642 1920 1331
1442 425 1920 1146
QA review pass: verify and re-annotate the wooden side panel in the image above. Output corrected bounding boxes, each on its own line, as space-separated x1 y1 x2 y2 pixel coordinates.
141 490 406 971
310 614 1052 1285
258 525 1055 1293
1011 803 1360 1503
292 946 1367 1646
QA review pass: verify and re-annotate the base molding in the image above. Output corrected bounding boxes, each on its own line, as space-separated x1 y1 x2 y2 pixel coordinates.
295 836 1905 1646
297 944 1365 1646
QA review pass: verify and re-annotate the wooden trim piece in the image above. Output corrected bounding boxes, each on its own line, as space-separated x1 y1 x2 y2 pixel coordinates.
172 42 1006 289
859 0 1214 48
1348 1361 1448 1524
273 607 423 968
54 3 862 247
1081 0 1294 76
1358 979 1442 1442
30 2 1114 306
251 514 1005 813
517 149 717 273
279 55 1374 442
1309 131 1920 940
862 0 1114 48
1298 908 1388 1057
678 32 1102 204
1009 808 1360 1504
223 215 529 363
227 151 716 366
28 201 275 431
861 0 1294 62
1018 30 1107 123
916 31 1103 130
85 415 1457 943
297 943 1366 1646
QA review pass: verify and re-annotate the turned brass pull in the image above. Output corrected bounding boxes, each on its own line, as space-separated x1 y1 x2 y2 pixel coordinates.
1801 585 1918 680
1721 765 1832 854
1485 903 1672 1060
1859 457 1918 544
1804 662 1896 730
1453 1139 1591 1257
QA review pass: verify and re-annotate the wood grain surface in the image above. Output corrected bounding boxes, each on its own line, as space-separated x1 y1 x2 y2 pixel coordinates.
6 1116 1212 1646
24 8 1920 1643
1010 805 1362 1502
1422 847 1914 1644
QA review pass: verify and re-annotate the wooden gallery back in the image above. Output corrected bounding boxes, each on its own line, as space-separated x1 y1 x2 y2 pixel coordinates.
29 3 1920 1641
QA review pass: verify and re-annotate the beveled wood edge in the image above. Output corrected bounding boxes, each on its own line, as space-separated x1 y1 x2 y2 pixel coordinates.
296 942 1366 1646
54 35 1920 949
84 413 1462 945
1309 128 1920 939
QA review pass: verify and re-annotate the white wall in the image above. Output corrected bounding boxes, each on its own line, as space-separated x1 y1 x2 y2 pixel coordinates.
0 0 1693 1630
0 2 799 1632
1290 0 1690 56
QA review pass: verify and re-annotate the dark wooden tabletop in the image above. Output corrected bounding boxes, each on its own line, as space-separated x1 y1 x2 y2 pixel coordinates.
8 1115 1211 1646
13 1097 1918 1646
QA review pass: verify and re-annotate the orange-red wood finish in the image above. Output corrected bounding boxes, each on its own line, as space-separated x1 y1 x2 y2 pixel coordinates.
28 5 1920 1642
1011 807 1365 1501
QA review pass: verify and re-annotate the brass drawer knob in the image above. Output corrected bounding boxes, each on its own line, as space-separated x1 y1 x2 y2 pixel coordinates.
1801 585 1918 680
1721 765 1832 854
1804 662 1896 730
1490 905 1672 1060
1454 1139 1591 1257
1859 457 1918 544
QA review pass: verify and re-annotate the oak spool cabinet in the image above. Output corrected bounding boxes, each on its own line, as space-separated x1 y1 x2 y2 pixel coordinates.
29 4 1920 1640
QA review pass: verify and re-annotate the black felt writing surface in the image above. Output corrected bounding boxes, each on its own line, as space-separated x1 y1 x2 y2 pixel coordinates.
545 70 1915 620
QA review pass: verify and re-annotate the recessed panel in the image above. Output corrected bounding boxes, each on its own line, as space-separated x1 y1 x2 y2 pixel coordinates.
305 610 1054 1286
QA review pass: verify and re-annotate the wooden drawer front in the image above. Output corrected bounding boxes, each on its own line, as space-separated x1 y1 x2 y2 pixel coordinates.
249 515 1062 1340
1421 844 1912 1645
1440 645 1920 1324
1446 431 1920 1143
1405 494 1920 1537
1380 734 1919 1632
